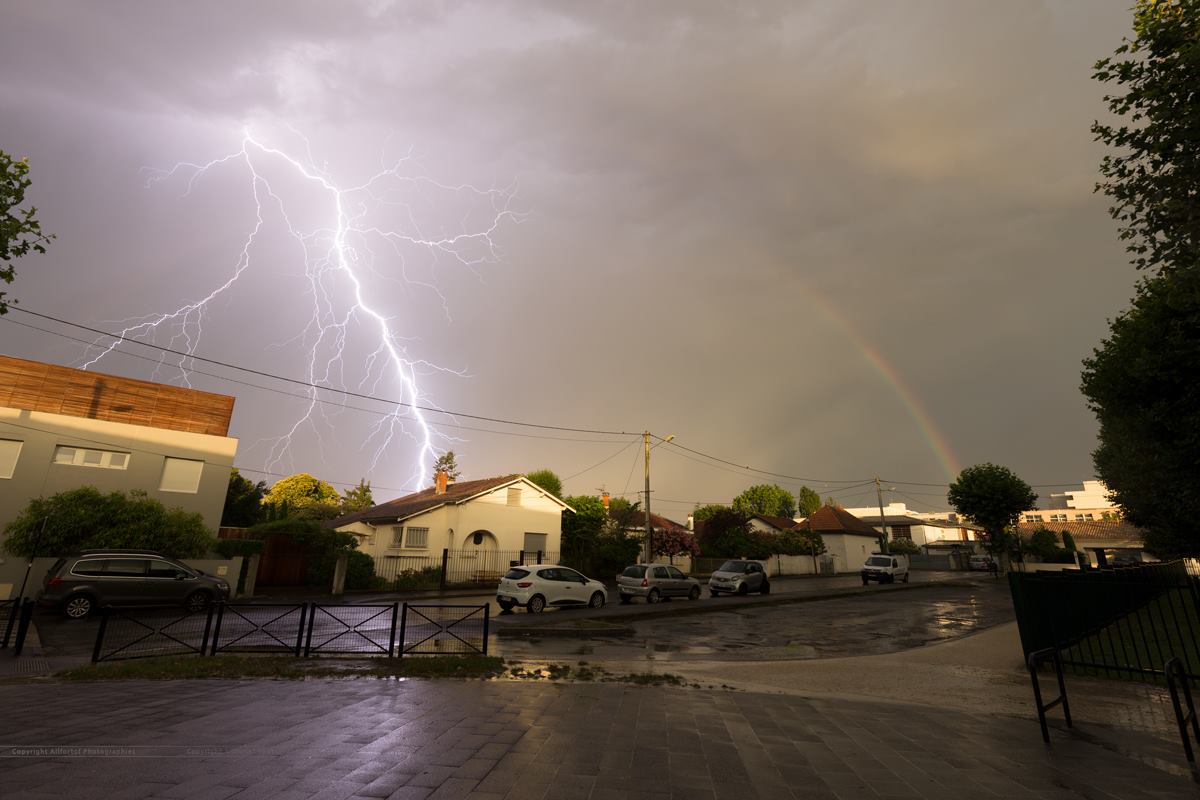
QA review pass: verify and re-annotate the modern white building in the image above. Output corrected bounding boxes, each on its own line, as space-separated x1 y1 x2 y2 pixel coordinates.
839 502 980 546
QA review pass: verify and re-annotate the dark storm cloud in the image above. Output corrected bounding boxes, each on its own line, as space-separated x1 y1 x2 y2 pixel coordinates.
0 1 1137 512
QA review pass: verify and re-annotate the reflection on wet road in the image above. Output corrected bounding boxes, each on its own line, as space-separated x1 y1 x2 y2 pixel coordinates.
494 581 1014 663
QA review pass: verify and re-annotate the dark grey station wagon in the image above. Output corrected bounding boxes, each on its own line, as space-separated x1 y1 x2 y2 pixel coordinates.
39 550 231 619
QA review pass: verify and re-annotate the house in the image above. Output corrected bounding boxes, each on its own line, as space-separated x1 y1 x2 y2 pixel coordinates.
1015 519 1149 566
328 473 573 578
797 506 888 572
840 502 981 546
0 355 238 581
748 514 800 536
1020 480 1121 525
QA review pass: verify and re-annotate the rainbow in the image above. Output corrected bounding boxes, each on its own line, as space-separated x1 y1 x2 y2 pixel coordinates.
800 288 960 482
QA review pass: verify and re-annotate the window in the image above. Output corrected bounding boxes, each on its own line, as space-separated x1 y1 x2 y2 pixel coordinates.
391 527 405 547
53 446 130 470
523 532 548 554
653 566 670 579
1024 515 1042 523
473 531 484 546
148 560 189 579
159 458 203 493
667 567 686 580
404 527 429 548
507 487 522 507
892 525 911 538
0 439 21 479
71 559 107 577
105 559 149 577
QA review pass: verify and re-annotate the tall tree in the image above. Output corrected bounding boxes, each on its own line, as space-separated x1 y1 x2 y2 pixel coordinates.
732 484 796 519
341 478 374 513
221 469 267 527
692 504 727 524
432 451 461 483
263 473 341 515
524 469 563 498
947 464 1037 556
0 150 53 314
1085 0 1200 556
796 486 822 517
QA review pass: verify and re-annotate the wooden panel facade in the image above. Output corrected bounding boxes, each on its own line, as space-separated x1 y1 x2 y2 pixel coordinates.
0 355 234 436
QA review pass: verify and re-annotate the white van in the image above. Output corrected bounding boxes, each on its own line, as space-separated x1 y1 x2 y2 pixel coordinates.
860 552 910 585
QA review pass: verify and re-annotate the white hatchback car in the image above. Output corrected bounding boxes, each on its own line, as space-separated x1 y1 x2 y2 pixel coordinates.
496 564 608 613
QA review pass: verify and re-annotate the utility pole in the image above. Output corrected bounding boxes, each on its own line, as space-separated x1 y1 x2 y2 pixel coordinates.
875 476 889 554
644 432 653 563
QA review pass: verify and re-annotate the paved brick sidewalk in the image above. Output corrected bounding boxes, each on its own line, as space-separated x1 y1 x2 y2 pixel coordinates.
0 679 1194 799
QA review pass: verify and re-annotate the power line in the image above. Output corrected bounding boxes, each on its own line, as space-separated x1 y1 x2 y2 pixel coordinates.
8 307 637 438
561 438 640 484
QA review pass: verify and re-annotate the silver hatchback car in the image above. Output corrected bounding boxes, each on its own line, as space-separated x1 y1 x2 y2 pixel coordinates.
707 559 771 596
617 564 702 604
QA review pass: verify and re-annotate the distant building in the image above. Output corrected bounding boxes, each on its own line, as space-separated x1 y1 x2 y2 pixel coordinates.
838 502 980 546
1022 480 1120 525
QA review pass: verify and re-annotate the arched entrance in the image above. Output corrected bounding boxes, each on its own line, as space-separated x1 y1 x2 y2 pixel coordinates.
461 529 498 553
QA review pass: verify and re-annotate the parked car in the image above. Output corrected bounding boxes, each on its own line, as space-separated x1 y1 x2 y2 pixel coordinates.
617 564 702 604
39 550 231 619
860 553 910 584
707 560 770 597
968 555 996 572
495 564 607 613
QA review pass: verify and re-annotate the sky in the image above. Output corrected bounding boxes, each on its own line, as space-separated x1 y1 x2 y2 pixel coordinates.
0 1 1141 516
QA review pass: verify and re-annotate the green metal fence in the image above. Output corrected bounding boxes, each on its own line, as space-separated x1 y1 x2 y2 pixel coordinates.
1008 561 1200 681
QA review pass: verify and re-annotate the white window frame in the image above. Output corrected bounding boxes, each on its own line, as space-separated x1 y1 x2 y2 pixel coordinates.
390 526 405 548
159 457 204 493
53 446 130 470
404 526 429 549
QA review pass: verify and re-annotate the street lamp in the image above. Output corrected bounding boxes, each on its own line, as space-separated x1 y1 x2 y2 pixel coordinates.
645 432 674 563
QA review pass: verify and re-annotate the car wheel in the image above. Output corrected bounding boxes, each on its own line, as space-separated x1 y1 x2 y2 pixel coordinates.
862 578 869 586
589 591 606 609
760 581 771 595
499 601 515 612
526 595 546 613
619 595 632 605
737 583 749 596
647 588 661 604
64 594 95 620
184 591 212 613
689 586 701 601
709 590 720 598
902 573 909 584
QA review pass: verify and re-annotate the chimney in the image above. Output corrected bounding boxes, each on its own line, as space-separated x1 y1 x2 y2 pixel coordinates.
601 491 610 509
435 470 448 495
686 514 694 531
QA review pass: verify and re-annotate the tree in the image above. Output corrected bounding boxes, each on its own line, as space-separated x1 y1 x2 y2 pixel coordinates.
0 150 53 314
3 487 213 558
732 484 796 519
432 451 461 483
796 486 822 517
525 469 563 498
221 469 267 527
887 537 920 556
1085 1 1200 557
341 478 374 513
561 494 608 568
947 464 1037 557
1026 528 1062 560
781 528 827 572
695 508 772 559
262 473 341 516
651 528 700 560
692 504 727 524
1061 530 1078 553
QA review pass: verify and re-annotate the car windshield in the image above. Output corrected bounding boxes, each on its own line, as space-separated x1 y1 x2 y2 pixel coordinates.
503 568 530 580
718 560 748 573
866 556 892 566
622 566 647 578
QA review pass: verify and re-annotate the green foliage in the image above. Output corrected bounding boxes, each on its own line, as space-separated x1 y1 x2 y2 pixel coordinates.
262 473 340 514
387 566 442 591
1061 530 1078 553
795 486 822 517
692 504 726 524
560 494 640 577
696 508 773 559
343 550 376 590
1092 0 1200 278
221 469 267 528
1086 2 1200 558
524 469 563 498
732 484 796 519
947 464 1037 554
340 479 374 514
432 451 461 482
246 518 357 554
591 531 642 577
0 150 54 314
887 537 920 556
1026 528 1061 559
212 538 264 559
2 487 214 558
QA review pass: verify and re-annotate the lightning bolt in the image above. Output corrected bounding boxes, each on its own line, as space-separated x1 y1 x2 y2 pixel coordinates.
82 128 521 489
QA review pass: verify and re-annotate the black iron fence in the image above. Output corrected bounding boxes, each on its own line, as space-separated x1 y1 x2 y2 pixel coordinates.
92 601 489 662
0 598 18 649
1008 560 1200 682
398 603 489 656
370 548 556 591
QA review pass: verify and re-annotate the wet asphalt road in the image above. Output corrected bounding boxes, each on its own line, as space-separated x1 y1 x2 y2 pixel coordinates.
492 579 1014 662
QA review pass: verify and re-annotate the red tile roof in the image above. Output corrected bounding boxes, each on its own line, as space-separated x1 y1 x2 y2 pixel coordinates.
610 508 688 532
1016 520 1145 545
751 514 801 532
801 506 883 538
327 474 524 528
